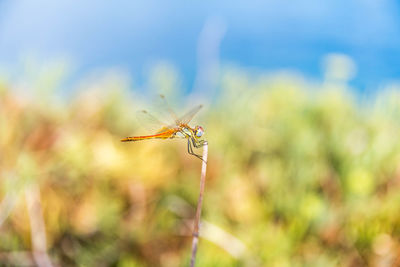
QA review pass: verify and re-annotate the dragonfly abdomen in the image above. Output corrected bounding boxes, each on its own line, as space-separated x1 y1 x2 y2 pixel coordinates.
121 129 177 142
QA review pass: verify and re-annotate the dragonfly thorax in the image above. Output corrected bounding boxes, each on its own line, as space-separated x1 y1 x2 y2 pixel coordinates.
175 126 192 138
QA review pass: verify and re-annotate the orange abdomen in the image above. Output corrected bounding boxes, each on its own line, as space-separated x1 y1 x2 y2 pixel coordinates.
121 129 176 142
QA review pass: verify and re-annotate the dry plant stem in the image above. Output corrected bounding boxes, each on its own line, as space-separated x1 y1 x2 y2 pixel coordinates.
25 183 54 267
0 192 18 227
190 142 208 267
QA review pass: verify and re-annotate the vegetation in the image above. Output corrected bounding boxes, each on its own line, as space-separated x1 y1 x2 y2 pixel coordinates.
1 66 400 266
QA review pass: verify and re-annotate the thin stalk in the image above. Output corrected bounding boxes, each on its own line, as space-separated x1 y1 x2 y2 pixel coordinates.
190 142 208 267
25 183 54 267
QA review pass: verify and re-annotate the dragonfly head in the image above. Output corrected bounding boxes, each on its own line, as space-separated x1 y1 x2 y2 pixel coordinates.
194 126 204 138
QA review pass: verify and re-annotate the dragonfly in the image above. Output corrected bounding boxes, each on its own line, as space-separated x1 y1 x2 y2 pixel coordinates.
121 95 207 162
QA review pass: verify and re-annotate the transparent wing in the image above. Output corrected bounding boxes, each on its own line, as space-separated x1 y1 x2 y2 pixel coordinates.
136 110 171 133
136 95 203 132
178 105 203 124
159 94 179 124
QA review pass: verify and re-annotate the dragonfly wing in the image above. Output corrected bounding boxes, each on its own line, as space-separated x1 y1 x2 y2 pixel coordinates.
159 94 180 125
136 110 171 133
178 104 203 124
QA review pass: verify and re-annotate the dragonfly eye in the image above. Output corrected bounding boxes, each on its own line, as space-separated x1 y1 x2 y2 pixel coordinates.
195 126 204 138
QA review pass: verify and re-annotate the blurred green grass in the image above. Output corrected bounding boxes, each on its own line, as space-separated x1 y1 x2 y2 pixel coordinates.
1 66 400 266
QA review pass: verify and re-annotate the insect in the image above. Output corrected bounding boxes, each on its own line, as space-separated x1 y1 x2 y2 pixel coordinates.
121 95 207 162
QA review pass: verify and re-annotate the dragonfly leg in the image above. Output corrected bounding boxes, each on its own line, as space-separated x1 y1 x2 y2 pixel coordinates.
187 139 206 163
191 137 208 148
187 138 194 154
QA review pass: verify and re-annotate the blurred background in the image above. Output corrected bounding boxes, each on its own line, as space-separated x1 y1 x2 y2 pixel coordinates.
1 0 400 266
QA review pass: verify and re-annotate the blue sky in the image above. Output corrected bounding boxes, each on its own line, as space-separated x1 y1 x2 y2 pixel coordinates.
0 0 400 91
